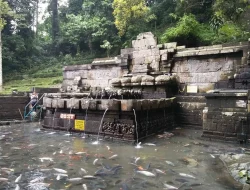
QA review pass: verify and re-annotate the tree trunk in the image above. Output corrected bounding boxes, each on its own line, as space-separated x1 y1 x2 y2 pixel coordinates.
0 30 2 91
52 0 59 54
36 0 39 37
88 35 93 54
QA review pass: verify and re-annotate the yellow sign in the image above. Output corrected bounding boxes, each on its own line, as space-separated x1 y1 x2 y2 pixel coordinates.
75 120 85 131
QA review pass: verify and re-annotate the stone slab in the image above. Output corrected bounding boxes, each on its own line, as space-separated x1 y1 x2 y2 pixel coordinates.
66 98 80 109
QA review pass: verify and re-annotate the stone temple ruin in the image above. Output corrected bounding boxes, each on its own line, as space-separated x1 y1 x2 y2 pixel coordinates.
42 32 250 142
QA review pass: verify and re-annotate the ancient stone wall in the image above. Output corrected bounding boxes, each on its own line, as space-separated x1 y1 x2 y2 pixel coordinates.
62 59 124 92
0 96 29 120
172 46 247 93
42 97 176 140
175 95 206 128
202 91 250 141
61 33 248 95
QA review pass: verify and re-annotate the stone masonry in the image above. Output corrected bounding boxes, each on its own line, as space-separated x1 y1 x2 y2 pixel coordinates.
44 33 250 138
0 96 29 120
61 33 248 94
202 90 249 142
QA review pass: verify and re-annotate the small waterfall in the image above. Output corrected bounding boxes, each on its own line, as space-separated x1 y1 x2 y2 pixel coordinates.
38 106 43 125
146 110 149 133
67 106 73 132
52 108 57 129
133 109 142 148
66 98 73 132
83 99 89 138
92 108 108 145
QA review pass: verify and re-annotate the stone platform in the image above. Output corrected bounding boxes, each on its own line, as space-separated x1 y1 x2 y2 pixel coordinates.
202 90 250 142
42 96 176 141
40 33 250 142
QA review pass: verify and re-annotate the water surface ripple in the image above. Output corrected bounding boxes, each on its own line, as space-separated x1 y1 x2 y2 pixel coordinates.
0 123 245 190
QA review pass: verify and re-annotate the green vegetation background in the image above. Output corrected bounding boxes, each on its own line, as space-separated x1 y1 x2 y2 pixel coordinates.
1 0 250 94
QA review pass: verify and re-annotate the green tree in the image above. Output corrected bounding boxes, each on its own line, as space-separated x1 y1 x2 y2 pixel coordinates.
112 0 155 36
51 0 59 54
175 0 214 22
0 0 12 91
213 0 250 22
210 0 250 42
61 0 117 54
100 40 113 57
150 0 176 27
2 0 39 78
160 14 203 46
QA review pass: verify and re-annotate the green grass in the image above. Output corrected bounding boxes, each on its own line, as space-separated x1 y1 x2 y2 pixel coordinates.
2 76 63 94
1 52 98 95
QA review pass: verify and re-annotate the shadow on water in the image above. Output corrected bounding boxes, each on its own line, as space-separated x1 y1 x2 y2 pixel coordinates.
0 124 246 190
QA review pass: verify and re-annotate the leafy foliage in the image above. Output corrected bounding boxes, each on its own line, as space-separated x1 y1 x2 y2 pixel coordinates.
213 0 249 22
160 14 201 46
113 0 155 36
1 0 250 91
100 40 113 57
175 0 214 22
0 0 12 30
214 22 249 44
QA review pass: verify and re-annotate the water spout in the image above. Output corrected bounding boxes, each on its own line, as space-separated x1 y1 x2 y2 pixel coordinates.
92 108 108 145
133 109 142 148
52 108 57 129
38 106 43 125
83 99 89 138
67 101 74 132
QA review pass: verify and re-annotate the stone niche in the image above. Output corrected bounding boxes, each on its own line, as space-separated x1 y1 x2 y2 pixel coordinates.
202 90 250 142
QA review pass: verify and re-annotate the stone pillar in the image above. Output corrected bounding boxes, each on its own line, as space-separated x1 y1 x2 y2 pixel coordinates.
131 32 159 75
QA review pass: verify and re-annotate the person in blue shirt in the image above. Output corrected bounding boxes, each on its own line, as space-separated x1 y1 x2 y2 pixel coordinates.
30 91 38 111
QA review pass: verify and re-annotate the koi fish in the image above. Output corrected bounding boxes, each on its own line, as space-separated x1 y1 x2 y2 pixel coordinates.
135 157 140 164
75 152 86 155
163 183 178 189
82 184 87 190
136 170 156 177
67 177 82 182
0 178 8 182
15 174 22 183
80 168 88 174
93 159 98 165
154 169 166 175
109 154 118 160
166 161 175 166
53 168 67 174
144 143 156 146
39 157 53 162
179 173 196 179
15 184 20 190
